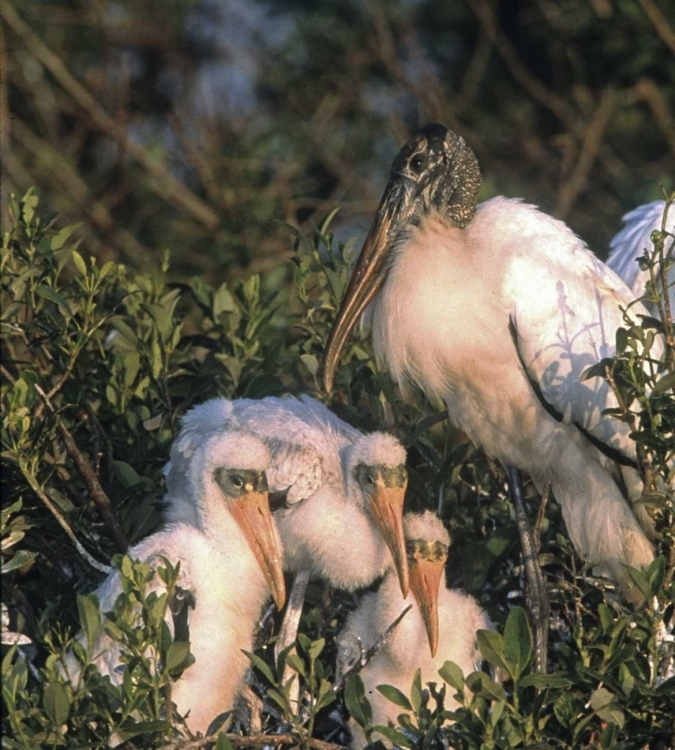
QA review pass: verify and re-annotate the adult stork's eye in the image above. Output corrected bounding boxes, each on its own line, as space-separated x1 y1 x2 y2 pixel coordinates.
411 154 425 173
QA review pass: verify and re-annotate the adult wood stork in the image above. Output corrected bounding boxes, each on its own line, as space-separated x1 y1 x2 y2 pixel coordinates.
606 200 674 317
323 123 660 666
162 395 410 656
336 511 490 748
64 430 286 736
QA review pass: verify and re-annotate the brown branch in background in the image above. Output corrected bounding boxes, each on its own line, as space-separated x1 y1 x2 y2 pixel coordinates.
638 0 675 57
468 0 577 131
155 734 346 750
1 1 220 231
556 88 616 219
12 117 151 261
632 78 675 160
35 385 130 553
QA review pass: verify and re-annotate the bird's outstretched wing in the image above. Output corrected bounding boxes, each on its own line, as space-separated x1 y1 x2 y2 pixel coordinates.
607 201 671 296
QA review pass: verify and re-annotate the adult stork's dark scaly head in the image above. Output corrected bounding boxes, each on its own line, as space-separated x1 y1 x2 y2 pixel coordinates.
323 124 480 391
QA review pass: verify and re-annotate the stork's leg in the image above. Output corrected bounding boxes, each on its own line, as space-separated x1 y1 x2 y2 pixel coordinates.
275 569 311 711
507 466 549 673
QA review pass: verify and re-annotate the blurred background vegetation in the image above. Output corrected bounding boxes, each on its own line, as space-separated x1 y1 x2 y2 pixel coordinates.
3 0 674 283
2 1 675 747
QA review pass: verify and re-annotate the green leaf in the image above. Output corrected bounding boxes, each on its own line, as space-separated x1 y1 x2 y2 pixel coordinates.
300 353 319 376
438 660 465 691
1 549 37 575
590 686 625 727
51 223 81 251
43 682 70 727
111 460 142 488
215 733 235 750
376 683 412 711
476 629 509 675
652 372 675 397
36 285 73 317
503 607 533 681
76 593 101 648
71 249 88 277
373 725 414 747
243 651 276 686
344 674 370 729
165 642 191 673
213 284 236 317
410 668 422 712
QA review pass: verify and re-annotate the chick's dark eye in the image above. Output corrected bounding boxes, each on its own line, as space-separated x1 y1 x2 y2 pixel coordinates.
365 473 376 486
230 474 244 489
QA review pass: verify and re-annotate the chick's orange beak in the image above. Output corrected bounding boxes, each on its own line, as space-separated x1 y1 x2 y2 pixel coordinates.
410 555 444 657
370 484 409 598
231 490 286 610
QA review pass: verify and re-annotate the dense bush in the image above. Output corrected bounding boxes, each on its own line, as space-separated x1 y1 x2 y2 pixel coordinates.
1 192 674 749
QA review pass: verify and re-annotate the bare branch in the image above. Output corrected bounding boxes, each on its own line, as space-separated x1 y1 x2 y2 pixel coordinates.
638 0 675 57
1 1 220 231
333 604 412 693
556 88 616 219
154 733 346 750
35 385 130 553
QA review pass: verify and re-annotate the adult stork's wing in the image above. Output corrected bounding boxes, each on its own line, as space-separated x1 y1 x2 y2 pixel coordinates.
504 217 661 464
607 201 669 296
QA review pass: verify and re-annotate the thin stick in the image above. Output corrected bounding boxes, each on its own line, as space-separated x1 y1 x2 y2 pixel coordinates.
35 385 129 552
1 2 219 231
333 604 412 693
20 465 111 575
155 733 346 750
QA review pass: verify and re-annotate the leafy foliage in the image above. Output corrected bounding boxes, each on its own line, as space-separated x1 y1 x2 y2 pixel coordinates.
1 192 674 748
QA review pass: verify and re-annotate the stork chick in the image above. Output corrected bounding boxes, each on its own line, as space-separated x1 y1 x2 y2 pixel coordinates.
163 395 409 597
65 430 285 736
337 511 490 748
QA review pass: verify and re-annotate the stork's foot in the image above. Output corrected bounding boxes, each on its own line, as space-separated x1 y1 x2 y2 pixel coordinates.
507 466 549 674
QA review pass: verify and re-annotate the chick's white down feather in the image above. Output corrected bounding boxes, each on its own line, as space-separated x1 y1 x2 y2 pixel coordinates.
337 512 490 748
65 431 282 735
163 395 407 590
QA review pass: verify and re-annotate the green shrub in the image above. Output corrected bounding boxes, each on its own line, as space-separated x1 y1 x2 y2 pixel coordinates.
1 191 673 748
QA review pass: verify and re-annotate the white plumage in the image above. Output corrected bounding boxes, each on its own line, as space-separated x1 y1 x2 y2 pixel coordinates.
606 200 674 316
337 511 490 748
324 124 661 602
164 395 410 595
65 429 285 736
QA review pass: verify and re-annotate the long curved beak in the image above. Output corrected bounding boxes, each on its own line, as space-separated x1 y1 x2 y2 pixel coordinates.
410 555 444 657
231 491 286 610
369 484 409 598
322 175 418 392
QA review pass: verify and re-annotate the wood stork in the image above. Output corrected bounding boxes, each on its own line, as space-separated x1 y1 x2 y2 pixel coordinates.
162 395 410 657
322 123 661 665
606 200 674 317
64 430 285 736
336 511 490 748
